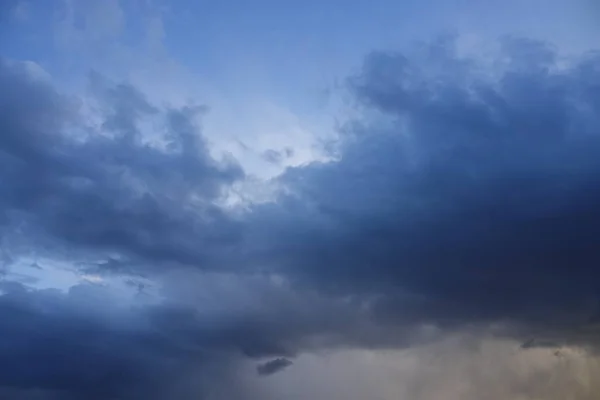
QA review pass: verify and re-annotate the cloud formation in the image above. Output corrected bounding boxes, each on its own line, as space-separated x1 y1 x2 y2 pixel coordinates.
257 358 293 376
2 34 600 398
250 37 600 344
0 59 243 269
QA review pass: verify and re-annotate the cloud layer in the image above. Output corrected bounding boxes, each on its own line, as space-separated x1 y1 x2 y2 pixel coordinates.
251 37 600 341
2 34 600 398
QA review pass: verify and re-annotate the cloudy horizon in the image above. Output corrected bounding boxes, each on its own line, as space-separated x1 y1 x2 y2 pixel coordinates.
2 1 600 399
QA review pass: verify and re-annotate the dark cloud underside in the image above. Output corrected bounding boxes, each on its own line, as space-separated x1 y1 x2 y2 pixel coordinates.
2 36 600 399
248 38 600 339
257 358 293 376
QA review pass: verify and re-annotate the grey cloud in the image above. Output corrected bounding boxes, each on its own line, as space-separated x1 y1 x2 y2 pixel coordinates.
3 35 600 399
257 358 293 376
262 149 284 164
0 283 178 399
0 275 389 399
520 338 561 349
0 59 243 270
262 147 295 164
0 58 368 398
244 37 600 345
0 61 265 397
0 280 289 399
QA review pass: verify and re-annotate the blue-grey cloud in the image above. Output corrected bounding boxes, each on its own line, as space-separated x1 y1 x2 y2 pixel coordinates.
0 59 243 269
0 282 193 399
0 274 382 399
0 57 372 398
3 35 600 399
257 358 293 376
244 37 600 343
0 59 252 398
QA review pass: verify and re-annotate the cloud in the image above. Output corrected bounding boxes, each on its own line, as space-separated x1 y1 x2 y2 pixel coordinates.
3 33 600 398
0 278 310 399
254 338 600 400
243 37 600 346
0 59 243 269
0 269 395 399
0 282 184 399
256 358 293 376
0 57 353 398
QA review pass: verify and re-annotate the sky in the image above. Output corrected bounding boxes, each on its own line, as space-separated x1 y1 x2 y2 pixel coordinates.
1 0 600 399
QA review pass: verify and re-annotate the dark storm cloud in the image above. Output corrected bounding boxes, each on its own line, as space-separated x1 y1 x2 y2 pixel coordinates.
257 358 293 376
0 283 185 399
245 37 600 343
3 35 600 399
0 280 302 399
0 61 257 397
0 56 378 399
0 276 382 399
0 59 243 269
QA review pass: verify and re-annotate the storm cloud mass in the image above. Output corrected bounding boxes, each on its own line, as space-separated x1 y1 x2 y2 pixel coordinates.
2 1 600 398
266 38 600 335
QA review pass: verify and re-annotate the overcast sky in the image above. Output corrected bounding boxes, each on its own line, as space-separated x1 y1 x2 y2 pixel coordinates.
2 1 600 399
